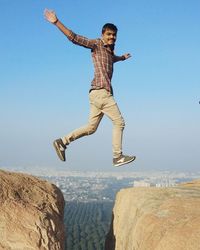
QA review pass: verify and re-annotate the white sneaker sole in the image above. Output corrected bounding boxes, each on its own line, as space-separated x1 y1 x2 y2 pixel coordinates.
53 141 66 161
114 156 136 167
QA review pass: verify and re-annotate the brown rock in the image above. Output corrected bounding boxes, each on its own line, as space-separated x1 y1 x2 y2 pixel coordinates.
105 180 200 250
0 169 65 250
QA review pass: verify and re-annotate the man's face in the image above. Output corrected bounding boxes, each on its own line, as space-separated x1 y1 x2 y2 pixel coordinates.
102 29 117 45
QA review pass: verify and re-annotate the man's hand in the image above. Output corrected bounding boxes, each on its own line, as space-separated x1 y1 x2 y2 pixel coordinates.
123 53 132 60
44 9 58 24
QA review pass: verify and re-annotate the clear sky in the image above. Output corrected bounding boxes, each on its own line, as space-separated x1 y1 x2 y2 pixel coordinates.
0 0 199 172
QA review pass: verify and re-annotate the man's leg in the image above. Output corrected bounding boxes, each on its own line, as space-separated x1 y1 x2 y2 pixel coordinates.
53 95 103 161
102 100 125 159
102 93 136 166
62 104 103 145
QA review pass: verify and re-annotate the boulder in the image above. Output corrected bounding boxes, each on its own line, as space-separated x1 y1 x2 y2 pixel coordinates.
0 170 65 250
105 180 200 250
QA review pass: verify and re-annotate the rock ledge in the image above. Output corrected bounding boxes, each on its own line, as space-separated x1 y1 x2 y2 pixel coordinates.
0 169 65 250
105 180 200 250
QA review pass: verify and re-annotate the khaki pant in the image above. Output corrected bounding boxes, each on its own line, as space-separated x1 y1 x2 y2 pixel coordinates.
62 89 125 158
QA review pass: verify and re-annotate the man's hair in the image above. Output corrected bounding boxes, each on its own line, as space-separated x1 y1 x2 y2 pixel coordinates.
102 23 118 34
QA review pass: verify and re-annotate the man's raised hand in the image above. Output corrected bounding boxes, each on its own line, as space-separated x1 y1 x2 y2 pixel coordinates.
44 9 58 24
123 53 132 60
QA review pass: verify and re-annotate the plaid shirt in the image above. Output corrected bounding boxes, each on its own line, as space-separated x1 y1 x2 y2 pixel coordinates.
67 30 120 94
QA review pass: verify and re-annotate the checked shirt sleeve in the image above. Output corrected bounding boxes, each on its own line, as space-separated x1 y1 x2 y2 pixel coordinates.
67 30 97 49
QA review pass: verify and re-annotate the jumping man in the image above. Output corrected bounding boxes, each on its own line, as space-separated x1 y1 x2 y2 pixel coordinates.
44 9 136 167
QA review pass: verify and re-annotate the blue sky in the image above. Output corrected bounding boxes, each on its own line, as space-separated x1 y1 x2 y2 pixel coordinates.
0 0 199 172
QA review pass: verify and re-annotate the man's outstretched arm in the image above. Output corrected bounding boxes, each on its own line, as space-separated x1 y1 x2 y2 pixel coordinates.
113 53 132 63
44 9 96 49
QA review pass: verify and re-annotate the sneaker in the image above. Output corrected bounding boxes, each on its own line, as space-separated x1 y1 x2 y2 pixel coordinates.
113 155 136 167
53 138 66 161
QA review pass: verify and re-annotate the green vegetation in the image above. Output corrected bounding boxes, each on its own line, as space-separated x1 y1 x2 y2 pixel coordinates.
64 201 113 250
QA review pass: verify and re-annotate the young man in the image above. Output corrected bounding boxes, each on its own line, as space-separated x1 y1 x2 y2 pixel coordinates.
44 9 136 167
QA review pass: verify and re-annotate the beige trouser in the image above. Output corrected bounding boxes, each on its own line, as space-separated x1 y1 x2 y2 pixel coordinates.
62 89 125 158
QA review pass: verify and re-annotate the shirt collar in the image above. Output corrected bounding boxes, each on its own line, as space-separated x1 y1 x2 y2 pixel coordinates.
100 39 115 52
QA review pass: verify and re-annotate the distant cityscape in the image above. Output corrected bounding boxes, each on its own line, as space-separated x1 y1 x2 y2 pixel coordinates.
37 170 200 202
1 166 200 202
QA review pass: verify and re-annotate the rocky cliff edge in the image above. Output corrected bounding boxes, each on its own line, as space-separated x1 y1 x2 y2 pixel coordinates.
0 169 65 250
105 179 200 250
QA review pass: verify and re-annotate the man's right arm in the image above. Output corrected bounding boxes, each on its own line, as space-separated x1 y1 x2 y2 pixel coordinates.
44 9 96 49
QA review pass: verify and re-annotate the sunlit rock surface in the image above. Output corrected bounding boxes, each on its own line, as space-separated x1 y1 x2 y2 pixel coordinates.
0 170 65 249
105 180 200 250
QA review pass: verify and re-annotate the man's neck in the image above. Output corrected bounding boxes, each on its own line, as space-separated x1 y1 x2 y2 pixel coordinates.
101 39 115 52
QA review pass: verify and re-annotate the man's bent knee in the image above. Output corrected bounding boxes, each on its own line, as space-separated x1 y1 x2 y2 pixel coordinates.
87 124 98 135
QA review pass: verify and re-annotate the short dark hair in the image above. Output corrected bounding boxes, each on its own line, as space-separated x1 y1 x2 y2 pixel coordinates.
102 23 118 34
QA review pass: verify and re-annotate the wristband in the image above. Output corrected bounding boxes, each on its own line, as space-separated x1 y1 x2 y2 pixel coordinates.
53 19 58 25
121 55 126 61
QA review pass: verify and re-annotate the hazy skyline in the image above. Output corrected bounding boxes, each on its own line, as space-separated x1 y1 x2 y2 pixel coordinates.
1 0 199 172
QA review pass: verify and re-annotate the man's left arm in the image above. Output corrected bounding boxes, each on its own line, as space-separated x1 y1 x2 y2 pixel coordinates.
113 53 131 63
